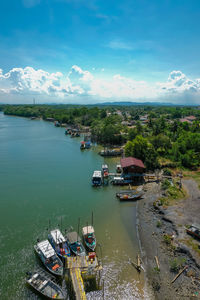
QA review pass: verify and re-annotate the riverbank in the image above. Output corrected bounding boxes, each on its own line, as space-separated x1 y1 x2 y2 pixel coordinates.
138 180 200 299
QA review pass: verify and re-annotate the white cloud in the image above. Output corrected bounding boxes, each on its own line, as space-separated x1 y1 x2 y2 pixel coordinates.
0 67 68 96
0 66 200 104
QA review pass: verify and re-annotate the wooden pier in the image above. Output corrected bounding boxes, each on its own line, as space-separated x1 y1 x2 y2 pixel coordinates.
66 255 101 300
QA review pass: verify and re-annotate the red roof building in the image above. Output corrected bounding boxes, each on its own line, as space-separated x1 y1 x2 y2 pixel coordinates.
120 157 145 174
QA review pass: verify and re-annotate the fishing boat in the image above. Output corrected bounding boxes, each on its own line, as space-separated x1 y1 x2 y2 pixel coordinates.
99 148 123 157
80 141 86 149
85 141 91 149
117 191 143 201
34 240 63 276
54 121 60 127
186 225 200 240
26 270 65 299
82 226 96 251
102 164 109 177
116 164 122 173
92 171 103 186
116 190 138 197
48 229 71 259
66 231 86 256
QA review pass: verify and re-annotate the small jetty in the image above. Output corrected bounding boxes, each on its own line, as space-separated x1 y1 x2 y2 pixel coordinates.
66 254 101 300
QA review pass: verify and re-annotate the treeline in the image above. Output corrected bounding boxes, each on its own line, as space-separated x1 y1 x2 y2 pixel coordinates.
2 104 200 171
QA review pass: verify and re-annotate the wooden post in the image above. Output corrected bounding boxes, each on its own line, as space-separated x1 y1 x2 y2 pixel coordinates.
171 265 188 284
154 256 160 270
137 254 141 269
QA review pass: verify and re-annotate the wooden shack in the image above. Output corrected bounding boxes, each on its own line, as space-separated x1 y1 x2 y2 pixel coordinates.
120 157 145 181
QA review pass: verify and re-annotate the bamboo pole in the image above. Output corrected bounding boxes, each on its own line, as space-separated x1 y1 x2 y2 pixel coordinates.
171 265 188 284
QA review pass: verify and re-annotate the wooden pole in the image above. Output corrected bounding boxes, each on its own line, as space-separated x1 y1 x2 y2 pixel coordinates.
154 256 160 270
171 265 188 284
137 254 141 269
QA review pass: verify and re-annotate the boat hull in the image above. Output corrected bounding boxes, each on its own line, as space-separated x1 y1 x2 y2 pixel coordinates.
26 271 65 300
34 246 63 277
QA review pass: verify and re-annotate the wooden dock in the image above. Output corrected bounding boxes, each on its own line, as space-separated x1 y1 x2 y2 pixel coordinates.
66 256 100 300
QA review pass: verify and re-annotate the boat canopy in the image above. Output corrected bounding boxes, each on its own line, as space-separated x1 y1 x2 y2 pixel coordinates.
37 240 55 258
93 171 102 178
82 226 94 235
50 229 66 245
102 164 108 170
66 232 80 244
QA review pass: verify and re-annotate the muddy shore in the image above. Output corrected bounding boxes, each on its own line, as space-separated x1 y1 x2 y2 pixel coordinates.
138 180 200 300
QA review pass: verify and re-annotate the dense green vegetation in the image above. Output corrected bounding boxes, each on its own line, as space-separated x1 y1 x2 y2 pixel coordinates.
2 104 200 171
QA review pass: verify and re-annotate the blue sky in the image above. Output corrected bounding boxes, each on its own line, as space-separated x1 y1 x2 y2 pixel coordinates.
0 0 200 104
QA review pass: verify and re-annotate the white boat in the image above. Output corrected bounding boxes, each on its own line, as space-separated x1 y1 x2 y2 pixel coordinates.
92 170 103 186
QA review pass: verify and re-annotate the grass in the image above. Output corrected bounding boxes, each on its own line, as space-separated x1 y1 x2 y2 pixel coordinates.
157 179 187 208
185 237 200 256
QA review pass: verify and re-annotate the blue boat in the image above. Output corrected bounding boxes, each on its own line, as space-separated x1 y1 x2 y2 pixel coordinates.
85 141 91 149
48 229 71 259
66 231 86 256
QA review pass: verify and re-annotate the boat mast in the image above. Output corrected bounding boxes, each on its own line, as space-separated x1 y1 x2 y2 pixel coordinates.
77 218 80 242
92 211 94 227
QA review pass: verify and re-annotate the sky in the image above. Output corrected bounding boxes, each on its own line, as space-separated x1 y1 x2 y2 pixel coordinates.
0 0 200 104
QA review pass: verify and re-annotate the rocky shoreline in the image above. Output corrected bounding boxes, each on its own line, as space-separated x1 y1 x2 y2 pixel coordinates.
138 180 200 300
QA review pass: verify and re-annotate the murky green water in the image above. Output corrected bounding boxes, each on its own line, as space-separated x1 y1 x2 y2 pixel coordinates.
0 112 147 299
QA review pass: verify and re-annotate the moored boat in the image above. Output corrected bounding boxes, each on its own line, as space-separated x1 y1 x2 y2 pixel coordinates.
116 164 122 173
117 191 143 201
26 270 65 299
80 141 86 149
82 225 96 251
34 240 63 276
48 229 71 259
66 231 86 256
85 141 91 149
102 164 109 177
92 171 103 186
99 148 123 157
186 225 200 240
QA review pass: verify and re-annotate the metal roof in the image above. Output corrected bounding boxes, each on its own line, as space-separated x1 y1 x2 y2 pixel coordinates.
37 240 55 258
50 229 66 245
120 157 145 169
93 171 102 178
82 226 94 235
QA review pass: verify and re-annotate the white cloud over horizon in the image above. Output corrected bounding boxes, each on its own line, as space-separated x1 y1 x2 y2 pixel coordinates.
0 66 200 104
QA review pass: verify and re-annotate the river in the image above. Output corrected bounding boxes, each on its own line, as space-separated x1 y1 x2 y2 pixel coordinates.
0 112 148 299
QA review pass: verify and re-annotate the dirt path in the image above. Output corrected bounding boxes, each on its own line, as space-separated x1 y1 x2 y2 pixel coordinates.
138 180 200 300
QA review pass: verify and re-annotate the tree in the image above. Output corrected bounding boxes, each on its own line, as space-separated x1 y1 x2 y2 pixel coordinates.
124 135 159 170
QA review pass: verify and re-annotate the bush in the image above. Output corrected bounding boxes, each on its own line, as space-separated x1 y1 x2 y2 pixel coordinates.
161 179 171 190
163 234 172 245
163 168 172 176
156 220 162 228
169 257 186 272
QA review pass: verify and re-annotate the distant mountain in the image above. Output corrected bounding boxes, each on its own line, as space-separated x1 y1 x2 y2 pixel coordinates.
93 101 175 106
